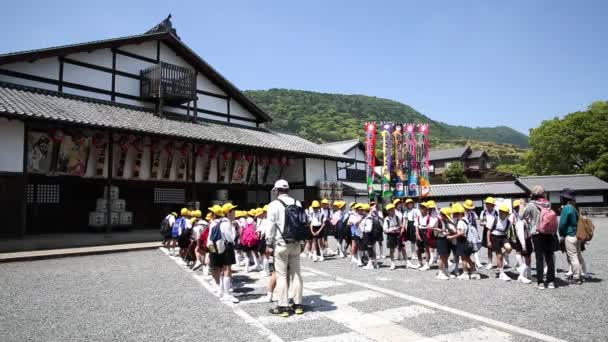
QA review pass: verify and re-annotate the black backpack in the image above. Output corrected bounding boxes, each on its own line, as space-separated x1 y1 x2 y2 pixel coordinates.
160 216 172 237
277 199 308 243
372 215 383 234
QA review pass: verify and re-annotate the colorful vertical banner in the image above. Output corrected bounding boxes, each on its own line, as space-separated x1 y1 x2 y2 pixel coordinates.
405 123 418 197
381 122 393 198
393 124 405 197
417 124 431 197
364 122 377 198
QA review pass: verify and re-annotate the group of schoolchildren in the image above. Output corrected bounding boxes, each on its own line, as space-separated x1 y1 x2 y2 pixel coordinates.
160 183 591 308
162 203 279 303
298 185 591 288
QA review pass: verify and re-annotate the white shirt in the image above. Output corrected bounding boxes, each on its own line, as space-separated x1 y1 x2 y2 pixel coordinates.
383 215 401 234
310 210 323 226
405 208 421 221
267 194 301 245
492 217 510 236
361 215 374 233
415 214 438 230
219 218 235 243
165 214 176 227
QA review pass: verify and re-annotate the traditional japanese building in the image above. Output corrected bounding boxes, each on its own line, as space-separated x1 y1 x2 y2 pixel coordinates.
0 17 348 237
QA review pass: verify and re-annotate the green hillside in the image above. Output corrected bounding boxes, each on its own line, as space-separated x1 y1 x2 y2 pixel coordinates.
245 89 530 147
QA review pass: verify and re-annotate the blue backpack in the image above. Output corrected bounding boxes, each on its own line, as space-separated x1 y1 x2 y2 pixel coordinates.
464 218 482 253
172 217 187 238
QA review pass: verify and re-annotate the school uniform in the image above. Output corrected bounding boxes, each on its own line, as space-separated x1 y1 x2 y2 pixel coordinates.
490 217 510 253
348 212 363 249
360 214 375 257
415 214 437 249
371 212 384 244
383 215 403 249
321 208 333 237
454 219 468 257
404 208 421 242
310 210 323 237
434 219 450 257
480 209 497 248
209 217 237 267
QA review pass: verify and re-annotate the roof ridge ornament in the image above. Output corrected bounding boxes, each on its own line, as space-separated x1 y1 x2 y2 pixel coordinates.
146 14 180 39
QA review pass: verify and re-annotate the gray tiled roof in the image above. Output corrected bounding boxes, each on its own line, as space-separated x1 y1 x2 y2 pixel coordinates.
0 83 350 161
429 147 470 161
467 150 486 159
321 139 361 154
517 174 608 192
429 181 525 197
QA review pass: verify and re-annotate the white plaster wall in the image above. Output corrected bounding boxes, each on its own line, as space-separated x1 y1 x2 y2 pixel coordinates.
230 118 256 127
62 87 110 101
67 49 113 69
306 158 337 186
196 73 226 95
159 43 190 68
338 167 347 179
115 75 140 96
0 118 24 172
0 74 57 91
1 58 60 79
199 94 227 114
230 99 256 120
63 63 111 90
120 41 157 60
115 53 155 75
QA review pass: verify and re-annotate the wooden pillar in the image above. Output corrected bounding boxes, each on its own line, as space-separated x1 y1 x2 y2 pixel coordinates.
105 132 114 234
190 143 197 202
20 121 29 238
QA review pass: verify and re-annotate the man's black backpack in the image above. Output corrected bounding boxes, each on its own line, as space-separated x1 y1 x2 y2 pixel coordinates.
278 199 308 243
160 216 172 237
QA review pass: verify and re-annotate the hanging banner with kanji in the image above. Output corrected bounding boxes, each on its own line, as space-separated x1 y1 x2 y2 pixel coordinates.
417 124 431 197
393 124 405 198
364 122 377 198
380 122 393 198
405 123 418 197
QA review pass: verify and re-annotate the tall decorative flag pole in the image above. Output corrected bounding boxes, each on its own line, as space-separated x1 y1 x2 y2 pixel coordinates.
405 123 418 197
393 124 405 197
381 122 393 198
364 122 377 199
417 124 431 197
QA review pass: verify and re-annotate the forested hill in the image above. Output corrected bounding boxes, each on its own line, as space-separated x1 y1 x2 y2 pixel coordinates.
244 89 529 147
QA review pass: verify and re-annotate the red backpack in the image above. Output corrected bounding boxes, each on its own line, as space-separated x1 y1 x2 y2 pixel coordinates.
241 221 260 247
537 205 558 235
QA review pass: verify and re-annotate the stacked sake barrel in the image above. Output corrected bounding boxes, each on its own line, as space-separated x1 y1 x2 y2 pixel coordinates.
88 186 132 229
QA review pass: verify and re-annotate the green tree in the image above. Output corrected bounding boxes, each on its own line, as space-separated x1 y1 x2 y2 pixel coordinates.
527 101 608 180
442 162 468 184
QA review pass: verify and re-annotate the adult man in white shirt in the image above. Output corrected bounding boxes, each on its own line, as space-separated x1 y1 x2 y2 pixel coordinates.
266 180 304 317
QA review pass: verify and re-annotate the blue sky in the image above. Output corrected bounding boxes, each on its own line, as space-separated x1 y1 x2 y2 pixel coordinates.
1 1 607 134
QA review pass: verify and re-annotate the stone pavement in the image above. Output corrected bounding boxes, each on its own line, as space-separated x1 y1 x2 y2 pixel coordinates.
0 241 161 262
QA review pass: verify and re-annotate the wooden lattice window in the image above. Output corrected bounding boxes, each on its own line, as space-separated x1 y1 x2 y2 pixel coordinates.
154 188 185 204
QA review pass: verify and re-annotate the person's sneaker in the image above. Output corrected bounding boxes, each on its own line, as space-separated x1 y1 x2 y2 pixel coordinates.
269 306 290 317
536 283 546 290
300 252 307 258
436 272 450 280
357 259 364 267
547 282 555 289
390 262 396 270
517 276 532 284
470 273 482 280
312 255 318 262
364 262 374 270
475 262 483 268
419 264 430 271
485 263 495 270
406 261 416 269
565 270 573 277
319 254 324 262
221 294 240 303
293 304 304 315
570 278 583 286
265 293 273 303
457 273 470 280
499 272 512 282
203 266 210 276
449 273 457 279
351 256 358 264
192 260 203 271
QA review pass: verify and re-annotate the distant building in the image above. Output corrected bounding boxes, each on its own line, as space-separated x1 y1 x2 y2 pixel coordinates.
429 146 491 175
322 139 376 203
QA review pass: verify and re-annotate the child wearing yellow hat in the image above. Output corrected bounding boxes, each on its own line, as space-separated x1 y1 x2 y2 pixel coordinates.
403 199 421 268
